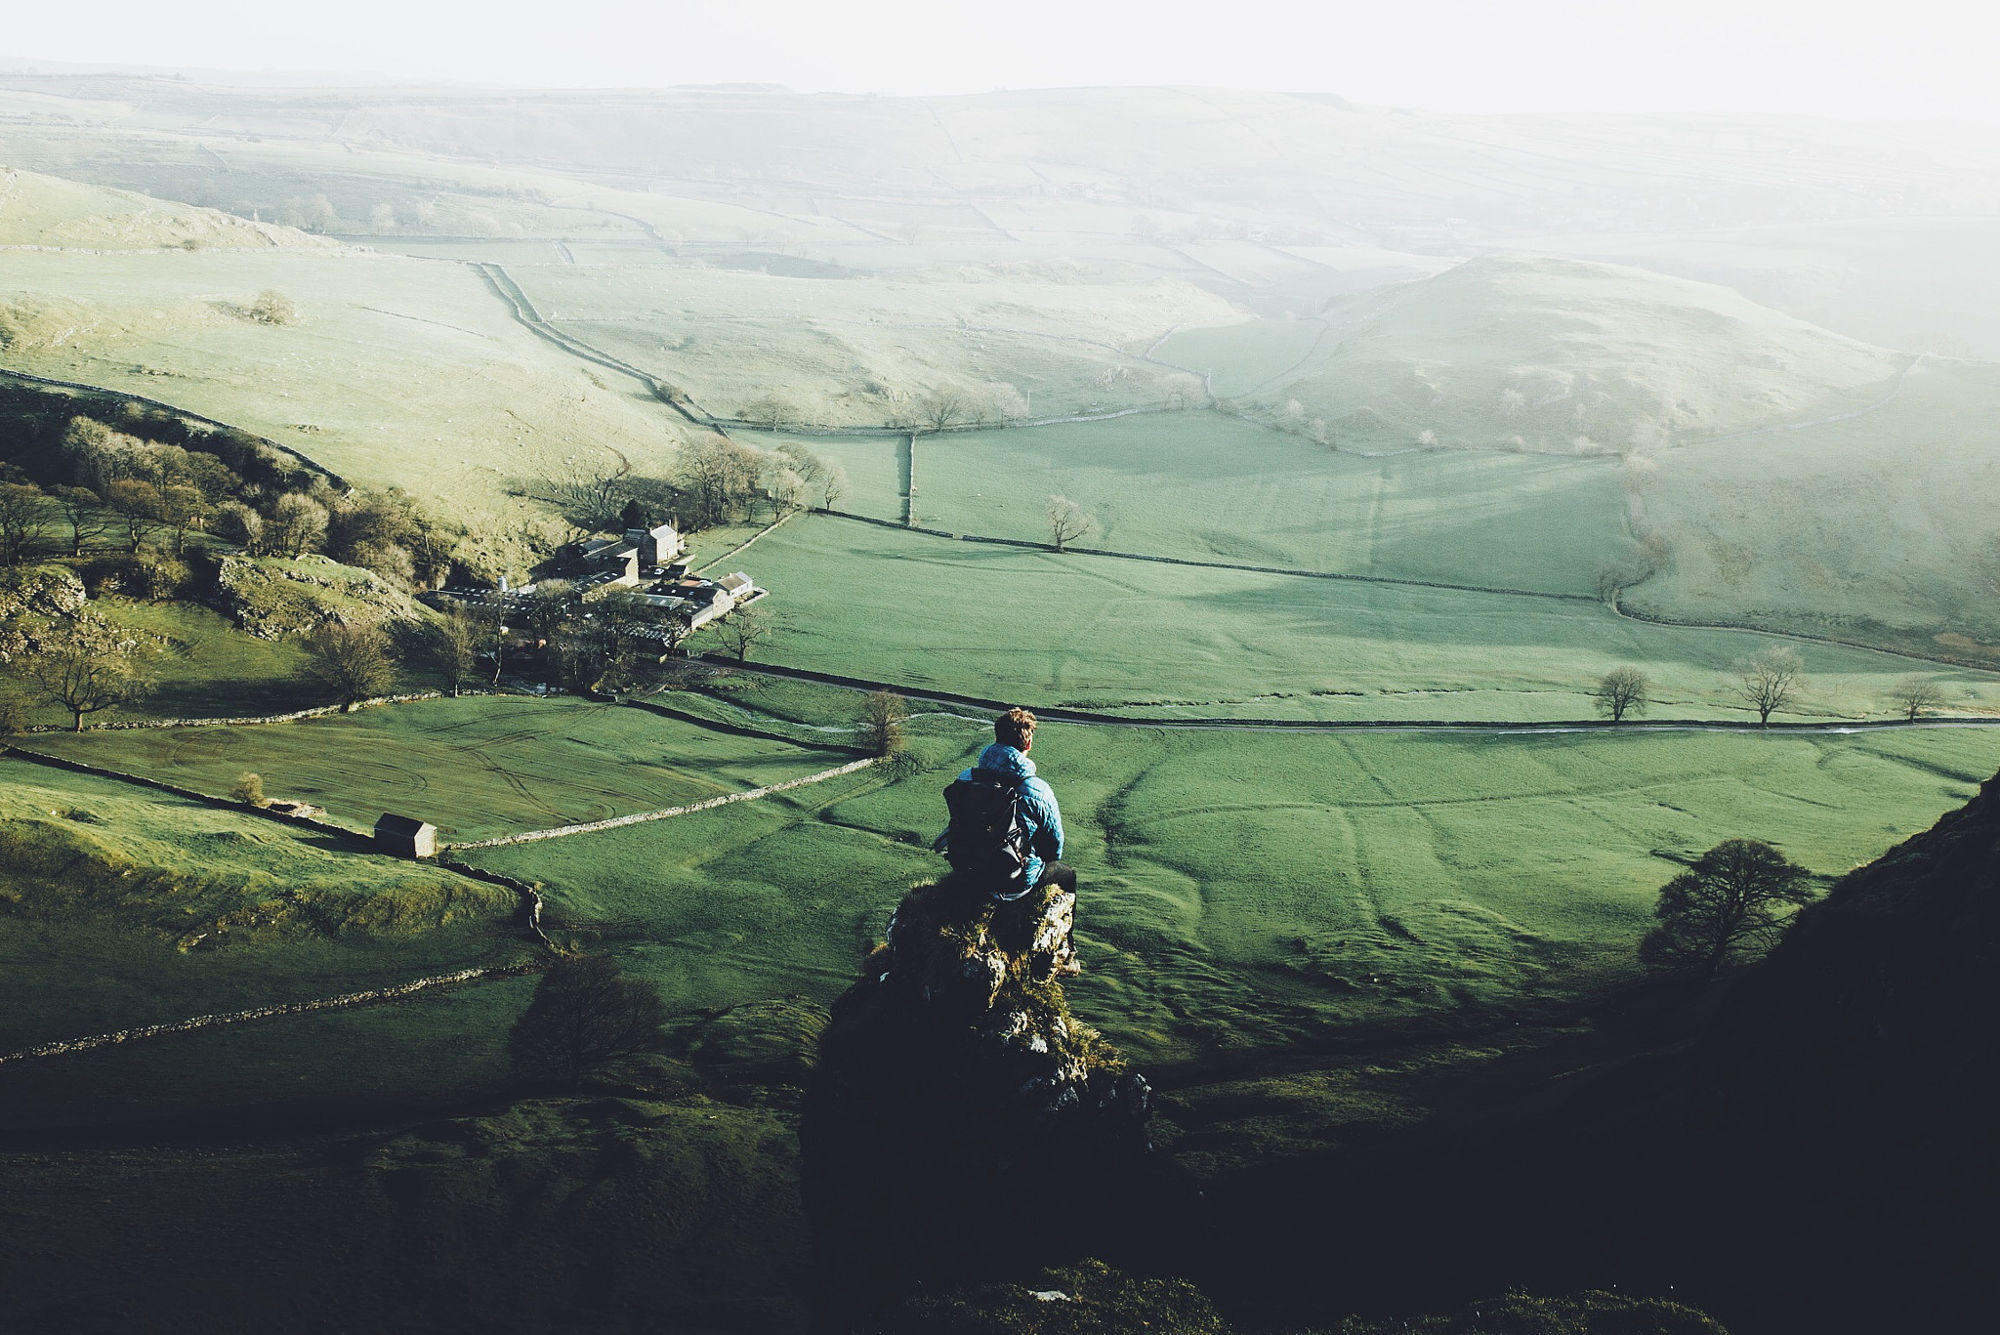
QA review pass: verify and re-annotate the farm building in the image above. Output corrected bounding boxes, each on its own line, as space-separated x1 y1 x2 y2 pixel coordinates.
374 813 438 859
571 521 685 595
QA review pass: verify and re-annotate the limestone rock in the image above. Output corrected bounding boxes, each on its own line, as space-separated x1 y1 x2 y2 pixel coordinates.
803 876 1162 1325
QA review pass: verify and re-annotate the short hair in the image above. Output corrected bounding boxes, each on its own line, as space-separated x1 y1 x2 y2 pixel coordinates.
995 707 1037 749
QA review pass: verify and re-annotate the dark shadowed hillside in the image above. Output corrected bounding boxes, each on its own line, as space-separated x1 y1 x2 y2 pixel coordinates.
1199 768 2000 1335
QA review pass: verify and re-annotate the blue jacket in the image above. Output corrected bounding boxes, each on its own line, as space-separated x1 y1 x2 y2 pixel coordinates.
934 743 1064 894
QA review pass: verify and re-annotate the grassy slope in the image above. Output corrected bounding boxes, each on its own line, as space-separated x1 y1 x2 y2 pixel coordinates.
33 696 857 842
735 515 1999 720
1632 355 2000 652
0 246 694 560
507 261 1229 423
0 761 525 1052
466 711 1999 1070
897 412 1630 594
0 165 332 250
1255 255 1904 452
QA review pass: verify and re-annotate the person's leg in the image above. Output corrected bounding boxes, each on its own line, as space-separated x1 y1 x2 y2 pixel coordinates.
1037 861 1078 892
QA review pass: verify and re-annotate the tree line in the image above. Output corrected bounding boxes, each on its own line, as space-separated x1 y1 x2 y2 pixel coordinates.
0 385 472 591
530 436 846 536
1592 651 1953 726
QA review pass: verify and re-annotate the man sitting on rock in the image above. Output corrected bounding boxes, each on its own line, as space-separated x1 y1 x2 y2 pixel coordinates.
935 707 1074 900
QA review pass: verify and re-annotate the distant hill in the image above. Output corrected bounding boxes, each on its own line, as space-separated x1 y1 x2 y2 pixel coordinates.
0 166 332 250
1242 255 1902 452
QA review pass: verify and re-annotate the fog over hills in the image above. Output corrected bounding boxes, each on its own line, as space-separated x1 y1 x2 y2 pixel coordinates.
2 63 1997 1335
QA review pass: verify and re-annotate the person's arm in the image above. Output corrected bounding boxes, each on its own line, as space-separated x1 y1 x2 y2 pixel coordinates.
1028 781 1063 862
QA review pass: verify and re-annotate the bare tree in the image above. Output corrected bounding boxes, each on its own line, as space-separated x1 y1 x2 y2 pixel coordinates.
1046 495 1096 553
302 622 397 711
715 607 772 662
0 484 51 565
424 606 488 697
18 608 159 730
1737 648 1805 727
1890 675 1948 722
266 494 329 559
857 690 909 757
51 486 110 556
768 465 810 518
210 501 264 553
744 393 799 431
1593 667 1649 723
820 462 849 512
672 437 764 530
915 386 971 434
155 482 207 556
102 478 160 553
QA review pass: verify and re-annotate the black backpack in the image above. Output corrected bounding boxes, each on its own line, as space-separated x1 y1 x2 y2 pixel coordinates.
942 770 1031 893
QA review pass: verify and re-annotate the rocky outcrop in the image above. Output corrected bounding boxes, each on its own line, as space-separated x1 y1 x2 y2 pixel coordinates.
803 876 1163 1327
211 553 423 637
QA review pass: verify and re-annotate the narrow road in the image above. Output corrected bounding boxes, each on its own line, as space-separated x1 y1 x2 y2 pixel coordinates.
466 260 730 434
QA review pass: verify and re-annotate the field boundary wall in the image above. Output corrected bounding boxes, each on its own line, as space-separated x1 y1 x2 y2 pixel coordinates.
0 963 542 1068
18 690 475 734
818 509 1597 604
446 755 882 850
688 656 1998 734
618 695 870 755
0 747 552 941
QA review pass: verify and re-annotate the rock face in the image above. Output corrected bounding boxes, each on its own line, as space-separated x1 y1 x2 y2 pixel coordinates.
802 876 1159 1326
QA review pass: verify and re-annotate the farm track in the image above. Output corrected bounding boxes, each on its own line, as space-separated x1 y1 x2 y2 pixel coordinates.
1674 353 1926 447
464 260 729 434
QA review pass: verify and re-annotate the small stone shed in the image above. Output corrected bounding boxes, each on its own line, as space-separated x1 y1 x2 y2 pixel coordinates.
374 813 439 859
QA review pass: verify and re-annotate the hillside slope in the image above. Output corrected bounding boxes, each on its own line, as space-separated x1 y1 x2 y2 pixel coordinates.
0 165 332 250
1690 762 2000 1275
1630 353 2000 653
1245 255 1902 452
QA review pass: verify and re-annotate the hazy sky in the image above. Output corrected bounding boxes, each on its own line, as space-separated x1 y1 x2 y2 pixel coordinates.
6 0 1997 123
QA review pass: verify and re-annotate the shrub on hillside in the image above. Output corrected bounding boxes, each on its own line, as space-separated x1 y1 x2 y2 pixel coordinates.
301 621 397 711
247 290 300 326
230 772 265 806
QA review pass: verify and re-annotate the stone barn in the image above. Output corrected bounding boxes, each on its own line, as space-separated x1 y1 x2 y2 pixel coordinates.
374 813 438 859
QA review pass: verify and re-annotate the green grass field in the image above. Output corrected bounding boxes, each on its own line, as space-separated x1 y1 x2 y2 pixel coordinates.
32 696 856 843
895 412 1630 595
0 761 528 1053
460 707 1998 1069
731 515 1999 720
